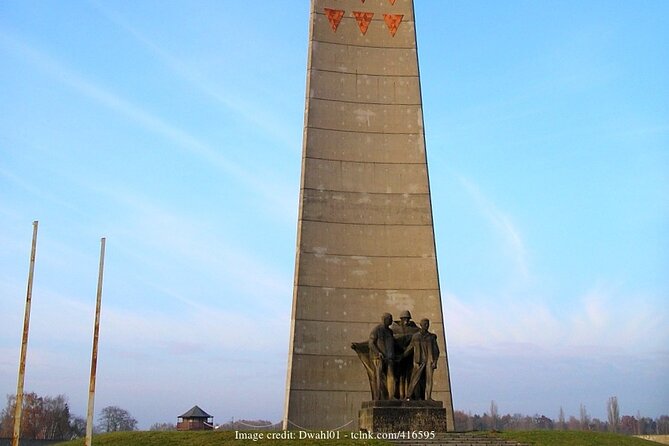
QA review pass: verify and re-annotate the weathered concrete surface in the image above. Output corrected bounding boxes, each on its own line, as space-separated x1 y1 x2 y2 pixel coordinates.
284 0 455 431
359 400 448 433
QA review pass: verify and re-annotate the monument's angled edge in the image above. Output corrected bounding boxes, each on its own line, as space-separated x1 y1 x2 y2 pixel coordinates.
284 0 455 431
411 0 457 432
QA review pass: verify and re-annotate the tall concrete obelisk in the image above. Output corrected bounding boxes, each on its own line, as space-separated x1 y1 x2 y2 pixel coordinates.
284 0 455 431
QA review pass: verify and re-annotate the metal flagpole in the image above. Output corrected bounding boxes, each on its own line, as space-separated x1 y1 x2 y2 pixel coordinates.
12 221 39 446
85 237 106 446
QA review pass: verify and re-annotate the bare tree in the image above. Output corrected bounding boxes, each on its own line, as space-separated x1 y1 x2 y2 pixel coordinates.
558 406 566 430
39 394 71 439
98 406 137 432
0 393 81 440
149 422 176 431
453 411 471 431
489 400 499 430
579 404 590 430
607 396 620 433
69 416 86 439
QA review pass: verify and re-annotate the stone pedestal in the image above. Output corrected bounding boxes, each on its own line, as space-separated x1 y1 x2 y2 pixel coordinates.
359 400 448 432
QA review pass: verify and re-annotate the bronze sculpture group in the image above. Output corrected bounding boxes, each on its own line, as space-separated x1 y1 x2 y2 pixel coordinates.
352 311 440 401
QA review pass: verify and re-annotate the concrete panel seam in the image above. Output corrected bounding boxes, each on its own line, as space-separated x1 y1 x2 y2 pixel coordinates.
301 219 432 227
311 38 415 50
295 284 440 291
290 352 360 358
301 251 435 259
309 67 419 79
307 125 421 135
303 187 429 196
305 155 426 166
308 96 421 106
292 318 444 325
290 389 370 393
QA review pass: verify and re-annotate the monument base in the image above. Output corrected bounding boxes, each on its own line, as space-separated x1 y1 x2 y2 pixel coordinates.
359 400 448 433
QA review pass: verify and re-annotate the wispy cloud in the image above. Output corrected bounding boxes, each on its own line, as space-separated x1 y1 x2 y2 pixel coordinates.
444 284 669 354
0 166 86 218
86 185 292 307
567 283 669 350
89 0 298 151
100 303 284 357
0 285 289 424
457 175 531 281
444 291 560 349
0 29 294 218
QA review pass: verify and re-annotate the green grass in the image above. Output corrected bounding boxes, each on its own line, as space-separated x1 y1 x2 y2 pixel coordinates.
52 430 661 446
53 430 391 446
497 430 660 446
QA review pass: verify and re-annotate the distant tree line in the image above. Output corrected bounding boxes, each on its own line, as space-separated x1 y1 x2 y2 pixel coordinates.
0 393 84 441
0 393 138 441
215 420 281 431
148 422 176 431
147 419 281 431
147 419 284 431
454 397 669 436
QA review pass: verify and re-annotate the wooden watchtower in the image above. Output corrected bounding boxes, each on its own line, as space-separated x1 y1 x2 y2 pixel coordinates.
176 405 213 431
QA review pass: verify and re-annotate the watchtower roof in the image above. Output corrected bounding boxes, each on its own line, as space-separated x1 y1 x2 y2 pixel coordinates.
179 405 211 419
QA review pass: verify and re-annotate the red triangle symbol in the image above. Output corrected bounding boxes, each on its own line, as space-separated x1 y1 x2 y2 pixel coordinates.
324 8 345 32
352 11 374 35
388 0 396 4
384 14 403 37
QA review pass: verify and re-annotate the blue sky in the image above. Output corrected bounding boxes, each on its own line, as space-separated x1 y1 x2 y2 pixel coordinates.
1 1 667 428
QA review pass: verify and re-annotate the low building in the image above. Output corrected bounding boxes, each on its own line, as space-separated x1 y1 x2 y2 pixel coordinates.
177 405 213 431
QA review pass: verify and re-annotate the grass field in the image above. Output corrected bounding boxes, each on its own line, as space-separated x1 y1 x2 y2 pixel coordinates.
52 430 390 446
52 430 662 446
499 430 660 445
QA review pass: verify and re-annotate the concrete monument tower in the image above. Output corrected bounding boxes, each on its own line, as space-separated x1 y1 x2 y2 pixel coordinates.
284 0 455 431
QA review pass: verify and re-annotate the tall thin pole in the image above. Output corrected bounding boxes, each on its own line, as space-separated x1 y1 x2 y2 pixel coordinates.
12 221 39 446
85 237 106 446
